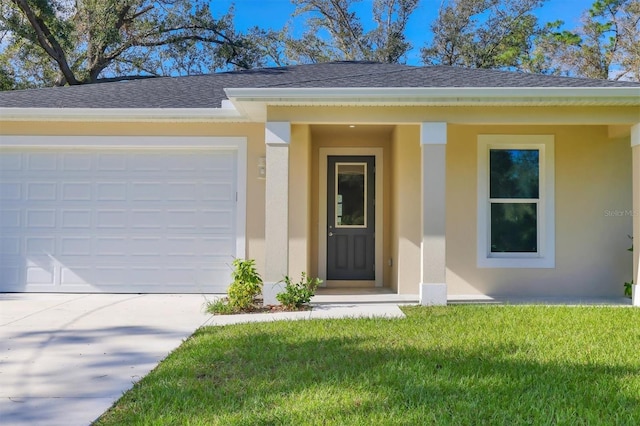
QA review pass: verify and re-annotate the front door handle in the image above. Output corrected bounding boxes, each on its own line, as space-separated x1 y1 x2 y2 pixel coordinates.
328 232 333 237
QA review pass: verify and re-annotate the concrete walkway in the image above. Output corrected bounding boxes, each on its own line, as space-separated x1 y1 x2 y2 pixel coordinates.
0 294 212 426
205 302 405 326
0 293 405 426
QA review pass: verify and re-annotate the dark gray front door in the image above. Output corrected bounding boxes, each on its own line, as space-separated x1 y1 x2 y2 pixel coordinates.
327 156 375 280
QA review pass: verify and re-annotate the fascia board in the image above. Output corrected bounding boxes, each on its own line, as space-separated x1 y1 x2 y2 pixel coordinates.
0 107 246 122
224 87 640 106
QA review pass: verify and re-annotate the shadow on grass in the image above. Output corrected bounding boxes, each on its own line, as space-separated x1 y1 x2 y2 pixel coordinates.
97 313 640 425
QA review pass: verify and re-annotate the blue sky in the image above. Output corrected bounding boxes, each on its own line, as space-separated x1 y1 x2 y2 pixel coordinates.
211 0 593 64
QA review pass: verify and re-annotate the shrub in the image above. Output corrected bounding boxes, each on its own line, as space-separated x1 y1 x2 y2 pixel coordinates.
624 236 634 297
276 272 322 309
227 258 263 310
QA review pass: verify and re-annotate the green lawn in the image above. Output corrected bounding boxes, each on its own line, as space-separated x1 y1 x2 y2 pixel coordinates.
96 306 640 425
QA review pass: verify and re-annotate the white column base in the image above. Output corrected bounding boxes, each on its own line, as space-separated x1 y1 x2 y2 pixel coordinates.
419 283 447 306
262 282 282 306
633 286 640 307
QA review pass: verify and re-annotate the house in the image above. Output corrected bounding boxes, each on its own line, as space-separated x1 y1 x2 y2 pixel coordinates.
1 61 639 305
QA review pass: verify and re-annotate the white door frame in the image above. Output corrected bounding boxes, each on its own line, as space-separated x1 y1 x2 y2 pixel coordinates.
318 147 383 287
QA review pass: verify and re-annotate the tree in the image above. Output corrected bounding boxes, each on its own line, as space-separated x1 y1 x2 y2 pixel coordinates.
282 0 419 63
0 0 258 88
533 0 640 80
421 0 547 71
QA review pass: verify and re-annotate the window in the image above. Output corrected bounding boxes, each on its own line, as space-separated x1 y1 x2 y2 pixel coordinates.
477 135 555 268
335 163 367 227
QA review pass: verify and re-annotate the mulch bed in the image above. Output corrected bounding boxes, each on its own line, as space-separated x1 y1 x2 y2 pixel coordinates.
212 298 312 315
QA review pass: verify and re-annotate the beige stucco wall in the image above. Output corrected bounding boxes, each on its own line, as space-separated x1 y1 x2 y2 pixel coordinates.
0 120 268 279
2 116 635 297
268 105 639 126
445 125 633 297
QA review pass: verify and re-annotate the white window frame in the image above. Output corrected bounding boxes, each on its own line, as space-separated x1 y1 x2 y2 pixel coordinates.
477 135 555 268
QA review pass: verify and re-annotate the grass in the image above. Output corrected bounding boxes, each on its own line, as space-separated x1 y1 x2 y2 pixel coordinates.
95 305 640 425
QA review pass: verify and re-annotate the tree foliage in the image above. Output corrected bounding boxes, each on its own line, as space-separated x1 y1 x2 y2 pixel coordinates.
421 0 547 70
533 0 640 80
0 0 259 87
2 0 638 89
282 0 419 63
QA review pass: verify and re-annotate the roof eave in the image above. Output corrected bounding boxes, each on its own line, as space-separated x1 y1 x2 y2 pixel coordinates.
223 87 639 122
224 87 640 106
2 87 638 123
0 106 247 122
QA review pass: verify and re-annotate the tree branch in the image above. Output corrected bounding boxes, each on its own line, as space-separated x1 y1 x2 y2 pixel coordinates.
11 0 78 85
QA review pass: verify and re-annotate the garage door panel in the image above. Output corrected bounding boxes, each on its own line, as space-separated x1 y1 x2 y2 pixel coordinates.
0 210 21 230
61 266 92 285
0 152 22 170
0 237 20 256
130 182 163 201
206 155 235 171
27 153 57 171
27 182 57 200
97 153 127 171
166 210 197 229
203 182 234 201
25 237 55 255
200 210 234 230
60 237 92 256
0 182 21 201
166 237 204 256
26 264 55 285
0 148 239 293
130 210 164 229
96 210 128 228
62 182 92 200
201 237 235 256
62 153 93 171
0 266 21 289
95 237 127 255
61 210 92 228
129 237 163 255
96 182 127 201
93 267 127 286
131 154 167 171
166 182 200 201
25 210 57 228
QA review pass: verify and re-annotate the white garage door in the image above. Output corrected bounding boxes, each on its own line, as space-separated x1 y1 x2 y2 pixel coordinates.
0 147 240 293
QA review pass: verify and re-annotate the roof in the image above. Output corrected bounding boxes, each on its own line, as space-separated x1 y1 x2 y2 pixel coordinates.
1 61 638 109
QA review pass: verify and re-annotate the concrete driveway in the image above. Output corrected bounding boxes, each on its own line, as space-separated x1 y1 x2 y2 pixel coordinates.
0 293 213 426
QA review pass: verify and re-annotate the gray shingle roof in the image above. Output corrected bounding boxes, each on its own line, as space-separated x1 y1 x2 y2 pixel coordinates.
1 61 638 109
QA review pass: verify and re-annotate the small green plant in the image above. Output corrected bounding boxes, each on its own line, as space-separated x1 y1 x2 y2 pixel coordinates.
624 235 634 298
206 259 263 314
205 297 235 315
227 258 263 310
276 272 322 309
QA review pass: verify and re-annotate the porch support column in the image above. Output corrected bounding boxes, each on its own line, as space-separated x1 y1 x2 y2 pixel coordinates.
263 122 291 306
632 124 640 306
419 122 447 306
